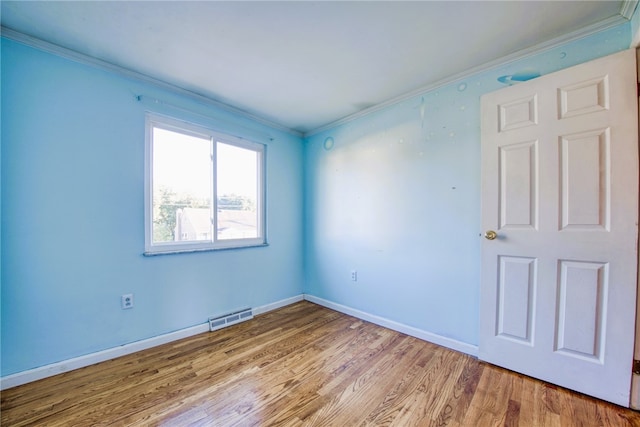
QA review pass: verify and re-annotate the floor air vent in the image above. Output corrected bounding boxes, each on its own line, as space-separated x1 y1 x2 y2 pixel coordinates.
208 308 253 332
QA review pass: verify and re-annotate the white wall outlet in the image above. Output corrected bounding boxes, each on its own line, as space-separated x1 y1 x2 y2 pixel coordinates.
351 270 358 281
121 293 134 309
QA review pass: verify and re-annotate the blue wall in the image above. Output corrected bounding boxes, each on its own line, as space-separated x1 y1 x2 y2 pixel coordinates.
303 23 632 346
1 19 634 378
1 38 304 376
632 2 640 46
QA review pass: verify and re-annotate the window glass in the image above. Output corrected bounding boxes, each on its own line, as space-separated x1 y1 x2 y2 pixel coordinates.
145 115 265 255
152 127 212 243
217 142 258 240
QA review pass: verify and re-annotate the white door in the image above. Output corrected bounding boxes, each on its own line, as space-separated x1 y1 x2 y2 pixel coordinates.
479 49 639 406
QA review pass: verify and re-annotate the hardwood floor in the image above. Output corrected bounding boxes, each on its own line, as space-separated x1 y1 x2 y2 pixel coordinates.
2 301 640 426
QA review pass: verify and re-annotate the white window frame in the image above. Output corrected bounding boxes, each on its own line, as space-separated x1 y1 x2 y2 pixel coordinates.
144 113 266 255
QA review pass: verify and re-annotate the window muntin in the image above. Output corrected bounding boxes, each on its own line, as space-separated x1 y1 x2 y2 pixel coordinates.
145 114 265 255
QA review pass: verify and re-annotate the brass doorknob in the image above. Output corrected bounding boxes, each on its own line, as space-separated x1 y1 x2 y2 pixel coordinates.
484 230 498 240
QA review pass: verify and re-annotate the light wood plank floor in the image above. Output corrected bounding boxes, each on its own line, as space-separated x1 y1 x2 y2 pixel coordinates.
3 301 640 426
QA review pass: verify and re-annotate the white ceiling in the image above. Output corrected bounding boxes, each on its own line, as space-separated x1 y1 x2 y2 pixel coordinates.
1 1 633 134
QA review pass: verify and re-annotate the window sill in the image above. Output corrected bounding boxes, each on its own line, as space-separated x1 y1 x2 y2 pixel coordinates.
143 242 269 257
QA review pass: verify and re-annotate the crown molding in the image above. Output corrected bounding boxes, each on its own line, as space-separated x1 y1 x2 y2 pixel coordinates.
621 0 638 19
1 10 629 142
1 27 303 138
304 14 628 137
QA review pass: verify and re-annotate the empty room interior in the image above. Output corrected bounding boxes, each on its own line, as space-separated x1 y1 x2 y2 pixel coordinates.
4 1 640 425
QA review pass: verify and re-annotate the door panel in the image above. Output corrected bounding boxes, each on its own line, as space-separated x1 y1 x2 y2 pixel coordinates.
556 260 606 360
558 76 608 118
480 49 638 406
499 141 538 229
499 95 538 131
497 256 536 343
560 129 609 230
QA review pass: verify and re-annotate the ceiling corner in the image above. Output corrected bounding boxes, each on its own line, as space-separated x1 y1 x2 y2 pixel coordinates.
621 0 638 19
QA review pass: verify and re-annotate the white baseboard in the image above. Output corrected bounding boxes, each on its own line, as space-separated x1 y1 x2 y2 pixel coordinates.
253 294 304 315
303 294 479 357
0 294 304 390
1 293 476 390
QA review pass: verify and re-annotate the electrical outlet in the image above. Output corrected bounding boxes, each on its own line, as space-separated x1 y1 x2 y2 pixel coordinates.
121 293 134 309
351 270 358 281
